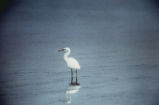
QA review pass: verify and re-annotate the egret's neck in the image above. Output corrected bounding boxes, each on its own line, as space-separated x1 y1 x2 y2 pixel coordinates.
64 51 70 62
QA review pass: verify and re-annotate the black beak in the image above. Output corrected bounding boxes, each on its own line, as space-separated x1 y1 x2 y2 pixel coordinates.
58 49 65 52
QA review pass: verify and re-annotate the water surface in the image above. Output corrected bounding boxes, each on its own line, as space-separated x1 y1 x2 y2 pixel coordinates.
1 0 159 105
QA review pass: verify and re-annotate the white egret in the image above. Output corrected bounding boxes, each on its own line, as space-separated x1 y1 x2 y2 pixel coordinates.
58 47 80 85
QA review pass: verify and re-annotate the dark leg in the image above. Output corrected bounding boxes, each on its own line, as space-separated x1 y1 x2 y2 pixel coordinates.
76 70 80 85
76 70 77 84
71 69 73 83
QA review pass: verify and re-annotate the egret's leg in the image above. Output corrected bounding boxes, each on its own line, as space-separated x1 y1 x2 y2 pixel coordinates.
76 70 78 84
71 69 73 83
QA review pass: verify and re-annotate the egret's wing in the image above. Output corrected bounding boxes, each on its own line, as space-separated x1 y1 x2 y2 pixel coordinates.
68 57 80 69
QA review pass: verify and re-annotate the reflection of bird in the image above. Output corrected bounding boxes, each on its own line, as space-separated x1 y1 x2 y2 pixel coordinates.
65 85 80 104
58 47 80 85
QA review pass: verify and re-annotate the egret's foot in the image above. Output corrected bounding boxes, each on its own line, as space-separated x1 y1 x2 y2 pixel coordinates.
70 82 80 86
70 82 75 85
76 82 80 85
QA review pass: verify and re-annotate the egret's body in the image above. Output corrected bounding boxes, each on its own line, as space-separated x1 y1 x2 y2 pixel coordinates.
64 51 80 70
58 47 80 85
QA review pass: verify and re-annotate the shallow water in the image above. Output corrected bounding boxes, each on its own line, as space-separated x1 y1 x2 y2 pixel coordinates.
1 0 159 105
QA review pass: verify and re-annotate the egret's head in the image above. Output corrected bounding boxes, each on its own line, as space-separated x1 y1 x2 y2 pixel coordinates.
58 47 71 53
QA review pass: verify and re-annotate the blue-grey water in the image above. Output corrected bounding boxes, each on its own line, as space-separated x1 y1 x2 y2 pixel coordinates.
1 0 159 105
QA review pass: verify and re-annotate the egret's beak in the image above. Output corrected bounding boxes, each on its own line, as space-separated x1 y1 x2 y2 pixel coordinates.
58 49 65 52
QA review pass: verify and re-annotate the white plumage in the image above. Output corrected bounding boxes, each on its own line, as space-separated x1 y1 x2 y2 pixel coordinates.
58 47 80 85
66 57 80 70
